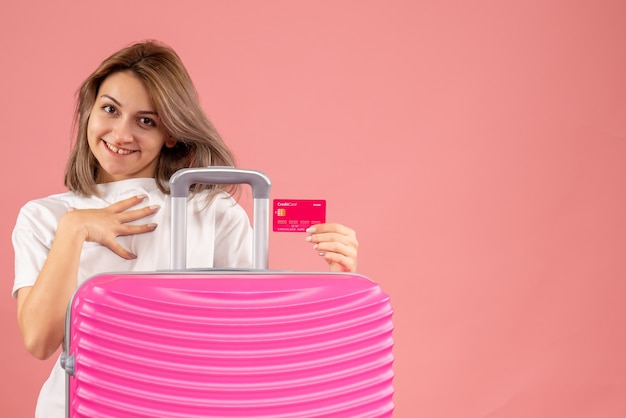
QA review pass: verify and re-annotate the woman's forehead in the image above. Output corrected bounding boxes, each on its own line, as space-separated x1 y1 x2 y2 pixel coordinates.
98 71 155 112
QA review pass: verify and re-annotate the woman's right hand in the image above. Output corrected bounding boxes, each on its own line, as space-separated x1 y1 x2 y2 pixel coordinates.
17 194 160 360
63 194 160 259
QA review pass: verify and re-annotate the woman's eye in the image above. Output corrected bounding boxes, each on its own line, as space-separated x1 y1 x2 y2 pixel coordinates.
102 105 116 114
139 117 156 127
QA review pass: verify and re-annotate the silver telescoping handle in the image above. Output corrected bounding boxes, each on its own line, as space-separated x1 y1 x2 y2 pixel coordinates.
169 167 272 270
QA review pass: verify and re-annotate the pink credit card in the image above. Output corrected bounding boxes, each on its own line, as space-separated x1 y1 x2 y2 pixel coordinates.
273 199 326 232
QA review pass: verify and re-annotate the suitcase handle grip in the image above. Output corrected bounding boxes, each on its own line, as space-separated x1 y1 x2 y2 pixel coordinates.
169 167 271 198
169 167 272 270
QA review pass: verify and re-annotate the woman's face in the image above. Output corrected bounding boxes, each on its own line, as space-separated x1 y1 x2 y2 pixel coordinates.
87 71 175 183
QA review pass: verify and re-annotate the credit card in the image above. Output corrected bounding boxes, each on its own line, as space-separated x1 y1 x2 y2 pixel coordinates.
273 199 326 232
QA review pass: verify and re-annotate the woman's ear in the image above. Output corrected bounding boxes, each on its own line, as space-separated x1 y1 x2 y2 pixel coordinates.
165 137 177 148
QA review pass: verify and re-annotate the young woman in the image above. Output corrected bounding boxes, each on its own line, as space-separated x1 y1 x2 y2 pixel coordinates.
12 40 358 417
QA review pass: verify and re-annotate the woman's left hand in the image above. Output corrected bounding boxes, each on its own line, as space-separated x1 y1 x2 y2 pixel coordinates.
306 223 358 272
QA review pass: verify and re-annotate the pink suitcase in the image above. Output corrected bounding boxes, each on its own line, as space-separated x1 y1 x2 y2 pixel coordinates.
61 168 394 417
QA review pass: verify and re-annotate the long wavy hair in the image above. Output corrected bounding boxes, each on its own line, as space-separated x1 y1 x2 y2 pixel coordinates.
64 40 237 197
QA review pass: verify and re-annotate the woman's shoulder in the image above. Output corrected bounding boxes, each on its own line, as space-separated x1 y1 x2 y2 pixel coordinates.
13 192 77 236
19 190 79 215
16 189 105 227
187 190 249 222
188 190 239 208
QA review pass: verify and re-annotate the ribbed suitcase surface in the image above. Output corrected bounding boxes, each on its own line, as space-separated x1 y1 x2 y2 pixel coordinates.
64 272 394 417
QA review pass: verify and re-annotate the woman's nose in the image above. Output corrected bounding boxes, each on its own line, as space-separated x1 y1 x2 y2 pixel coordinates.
111 119 134 143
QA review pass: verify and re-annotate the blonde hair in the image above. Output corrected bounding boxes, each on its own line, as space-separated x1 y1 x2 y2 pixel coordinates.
64 40 237 197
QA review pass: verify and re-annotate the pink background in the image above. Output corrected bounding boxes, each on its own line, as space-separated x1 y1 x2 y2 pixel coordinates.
2 1 626 416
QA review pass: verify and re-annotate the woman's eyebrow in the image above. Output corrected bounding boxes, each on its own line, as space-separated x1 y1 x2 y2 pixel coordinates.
100 94 122 107
100 94 158 116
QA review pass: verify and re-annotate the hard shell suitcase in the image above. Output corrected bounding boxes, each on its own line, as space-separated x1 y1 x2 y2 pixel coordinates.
61 167 394 417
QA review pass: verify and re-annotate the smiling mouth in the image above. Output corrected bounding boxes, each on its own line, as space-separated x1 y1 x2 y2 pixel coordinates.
104 140 136 155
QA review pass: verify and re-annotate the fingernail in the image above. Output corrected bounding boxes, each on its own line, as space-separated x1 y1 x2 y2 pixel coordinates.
149 205 161 211
147 223 158 229
129 253 137 259
313 244 318 250
137 194 148 200
305 235 312 242
306 227 316 233
318 251 326 256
